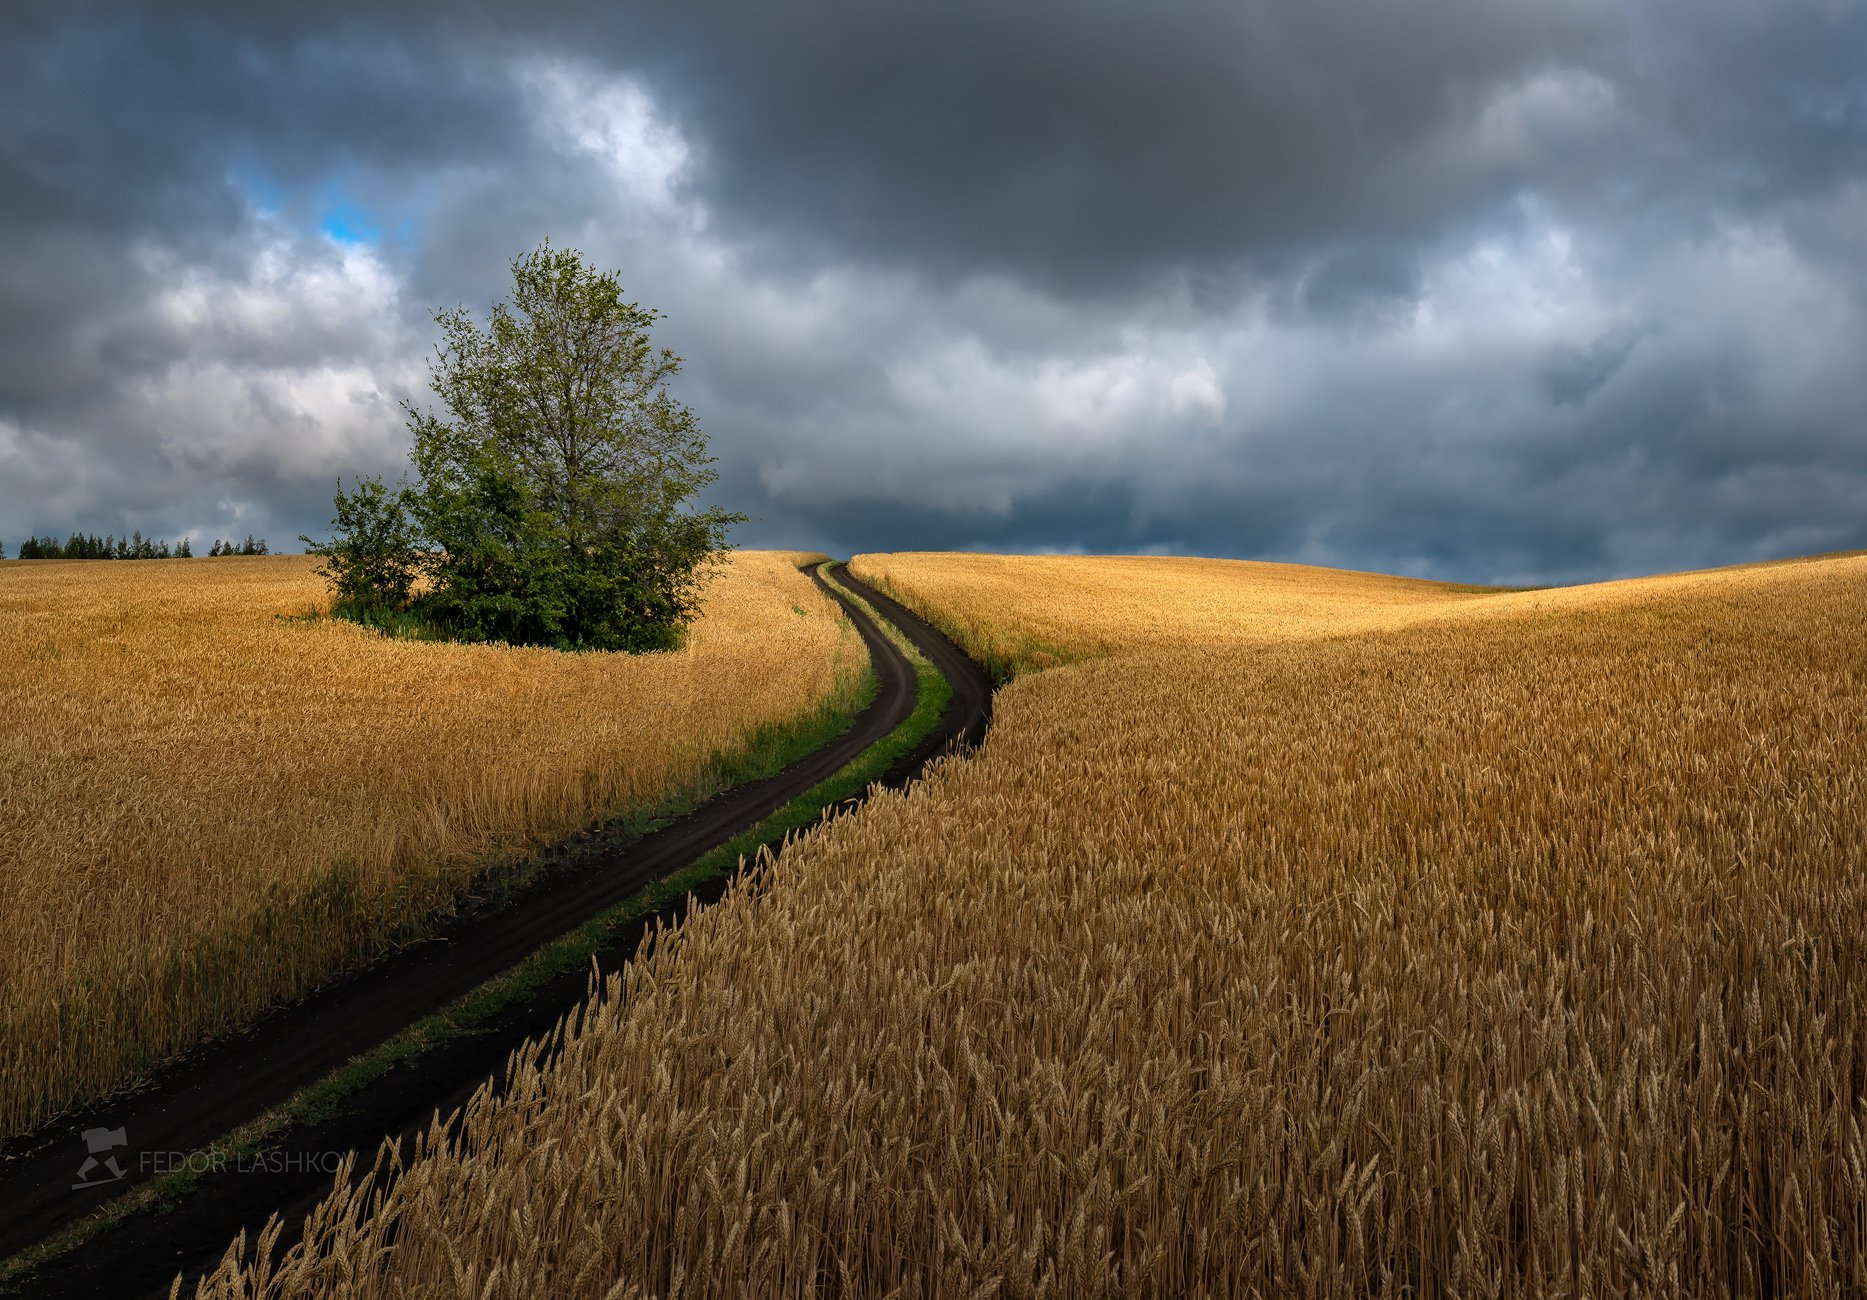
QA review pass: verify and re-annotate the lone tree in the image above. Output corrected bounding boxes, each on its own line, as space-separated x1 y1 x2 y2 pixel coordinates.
307 242 743 651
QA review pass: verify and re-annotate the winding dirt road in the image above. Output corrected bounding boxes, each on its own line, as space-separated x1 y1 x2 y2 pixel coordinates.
0 562 990 1297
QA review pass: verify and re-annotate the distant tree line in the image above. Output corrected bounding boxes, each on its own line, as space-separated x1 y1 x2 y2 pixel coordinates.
9 533 268 560
207 535 269 557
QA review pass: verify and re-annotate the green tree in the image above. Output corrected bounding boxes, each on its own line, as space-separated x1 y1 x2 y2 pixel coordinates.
301 478 422 622
313 241 744 651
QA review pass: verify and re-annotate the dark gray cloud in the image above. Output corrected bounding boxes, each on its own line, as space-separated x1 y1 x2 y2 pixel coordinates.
1 1 1864 581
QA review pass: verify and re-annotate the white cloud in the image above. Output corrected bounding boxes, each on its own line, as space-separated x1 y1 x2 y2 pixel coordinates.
137 233 405 361
1167 359 1226 423
518 59 697 222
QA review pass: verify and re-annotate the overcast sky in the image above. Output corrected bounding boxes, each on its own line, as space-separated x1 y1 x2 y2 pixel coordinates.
3 1 1864 583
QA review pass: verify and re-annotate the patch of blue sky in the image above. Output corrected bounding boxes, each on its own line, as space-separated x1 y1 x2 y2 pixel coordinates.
227 162 413 246
319 202 380 244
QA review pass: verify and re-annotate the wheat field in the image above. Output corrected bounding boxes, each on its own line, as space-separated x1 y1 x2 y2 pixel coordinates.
191 550 1867 1298
0 551 864 1141
849 551 1505 674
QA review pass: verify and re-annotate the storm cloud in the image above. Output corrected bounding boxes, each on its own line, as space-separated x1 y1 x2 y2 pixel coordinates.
2 0 1864 580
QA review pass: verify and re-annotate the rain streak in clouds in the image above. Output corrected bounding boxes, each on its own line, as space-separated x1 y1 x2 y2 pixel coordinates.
3 0 1865 583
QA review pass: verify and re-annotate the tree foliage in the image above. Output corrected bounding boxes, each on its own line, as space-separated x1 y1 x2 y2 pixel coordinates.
307 242 744 651
301 478 421 624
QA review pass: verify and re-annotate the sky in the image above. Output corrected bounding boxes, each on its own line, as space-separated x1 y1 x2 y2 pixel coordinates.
2 1 1865 584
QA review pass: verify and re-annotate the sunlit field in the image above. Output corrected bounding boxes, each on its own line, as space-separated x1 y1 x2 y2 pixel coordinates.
193 550 1867 1297
850 551 1505 674
0 552 864 1140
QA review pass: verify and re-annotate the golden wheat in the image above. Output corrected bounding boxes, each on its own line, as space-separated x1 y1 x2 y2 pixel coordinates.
190 550 1867 1297
848 551 1514 673
0 551 864 1140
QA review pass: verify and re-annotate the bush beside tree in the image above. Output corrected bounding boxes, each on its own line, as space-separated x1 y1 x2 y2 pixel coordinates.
303 477 423 629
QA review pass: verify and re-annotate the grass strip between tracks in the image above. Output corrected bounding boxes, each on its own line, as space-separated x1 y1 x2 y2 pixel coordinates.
0 562 952 1293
